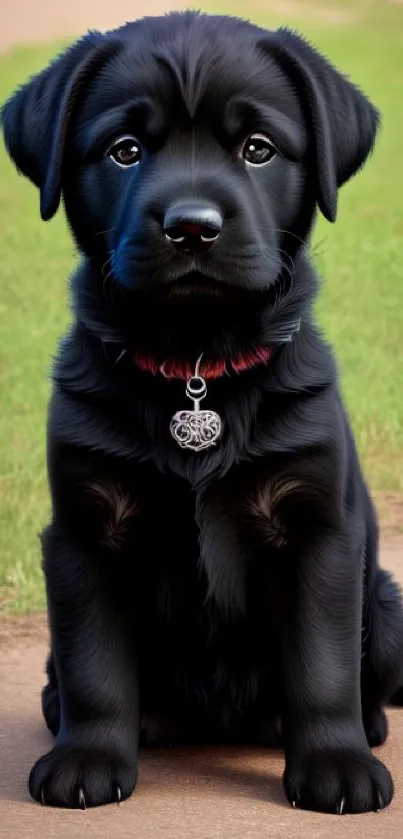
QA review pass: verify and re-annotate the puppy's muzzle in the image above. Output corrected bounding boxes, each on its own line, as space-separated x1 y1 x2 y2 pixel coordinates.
164 201 223 253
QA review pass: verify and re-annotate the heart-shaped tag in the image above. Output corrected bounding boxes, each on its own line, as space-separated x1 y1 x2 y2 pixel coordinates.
168 358 223 452
170 409 222 451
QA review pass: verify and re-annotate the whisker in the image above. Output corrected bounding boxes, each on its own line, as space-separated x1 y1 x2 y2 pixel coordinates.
270 229 309 248
92 227 115 239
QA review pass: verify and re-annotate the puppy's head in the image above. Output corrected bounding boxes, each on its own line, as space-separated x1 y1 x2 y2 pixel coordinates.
2 13 379 359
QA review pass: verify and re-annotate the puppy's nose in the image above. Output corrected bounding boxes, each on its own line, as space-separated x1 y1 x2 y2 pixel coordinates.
163 202 223 252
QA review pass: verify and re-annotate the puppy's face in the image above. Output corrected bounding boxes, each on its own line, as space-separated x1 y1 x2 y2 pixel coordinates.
2 13 379 359
68 36 306 299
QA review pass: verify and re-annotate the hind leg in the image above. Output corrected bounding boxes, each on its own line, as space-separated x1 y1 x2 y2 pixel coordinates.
42 653 60 736
361 566 403 747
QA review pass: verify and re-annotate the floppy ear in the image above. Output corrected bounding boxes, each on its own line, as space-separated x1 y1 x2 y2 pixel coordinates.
1 33 119 221
262 29 380 222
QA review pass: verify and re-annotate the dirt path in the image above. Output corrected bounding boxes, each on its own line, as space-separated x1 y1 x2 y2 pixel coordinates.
0 1 187 52
1 536 403 837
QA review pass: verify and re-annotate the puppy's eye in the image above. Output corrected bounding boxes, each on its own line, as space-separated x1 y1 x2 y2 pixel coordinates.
242 134 276 166
107 136 142 168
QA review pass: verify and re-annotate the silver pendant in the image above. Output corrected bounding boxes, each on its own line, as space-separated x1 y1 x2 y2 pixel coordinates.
169 358 223 452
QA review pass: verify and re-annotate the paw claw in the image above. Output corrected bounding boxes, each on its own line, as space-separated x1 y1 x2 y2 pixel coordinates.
375 792 383 813
116 785 122 805
285 748 393 815
41 788 46 807
338 797 346 815
292 800 297 808
78 787 86 810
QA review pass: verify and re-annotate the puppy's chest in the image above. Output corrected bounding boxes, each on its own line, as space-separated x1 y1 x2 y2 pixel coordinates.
82 464 304 559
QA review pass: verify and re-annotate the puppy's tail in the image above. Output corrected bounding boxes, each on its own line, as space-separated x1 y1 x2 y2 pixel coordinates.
390 686 403 706
42 653 60 735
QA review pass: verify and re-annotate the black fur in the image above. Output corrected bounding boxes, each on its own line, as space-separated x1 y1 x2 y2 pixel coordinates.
3 11 403 814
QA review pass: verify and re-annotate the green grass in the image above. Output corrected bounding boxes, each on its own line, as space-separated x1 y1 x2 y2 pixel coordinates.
1 1 403 612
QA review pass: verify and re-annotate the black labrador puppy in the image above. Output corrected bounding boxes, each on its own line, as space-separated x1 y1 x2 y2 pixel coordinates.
3 10 403 814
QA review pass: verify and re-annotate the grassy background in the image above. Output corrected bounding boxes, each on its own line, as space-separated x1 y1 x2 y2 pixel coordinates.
1 0 402 612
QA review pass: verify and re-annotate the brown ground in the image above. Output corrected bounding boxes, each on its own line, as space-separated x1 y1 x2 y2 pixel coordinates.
1 536 403 837
0 1 188 52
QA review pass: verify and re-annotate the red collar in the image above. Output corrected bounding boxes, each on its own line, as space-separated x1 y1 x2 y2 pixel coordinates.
132 346 273 380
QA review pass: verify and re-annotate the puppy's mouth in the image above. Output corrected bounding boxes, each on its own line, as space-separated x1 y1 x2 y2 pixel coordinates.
167 276 226 299
150 272 265 303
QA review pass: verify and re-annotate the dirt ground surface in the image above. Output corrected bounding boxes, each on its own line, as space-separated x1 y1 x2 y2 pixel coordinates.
0 1 190 52
1 536 403 838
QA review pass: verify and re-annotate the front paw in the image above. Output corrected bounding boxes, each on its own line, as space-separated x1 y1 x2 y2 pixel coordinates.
29 745 137 808
284 748 393 814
